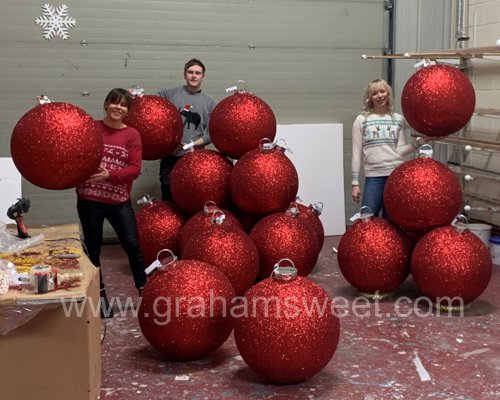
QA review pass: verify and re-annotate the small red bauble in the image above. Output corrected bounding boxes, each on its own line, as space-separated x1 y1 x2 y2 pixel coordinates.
171 149 233 214
136 200 186 265
337 215 411 295
11 102 103 190
230 145 298 217
296 202 325 250
182 222 259 296
411 225 492 306
178 204 243 253
401 65 475 137
123 95 183 160
384 157 462 233
250 212 319 279
209 92 277 159
138 259 235 361
234 263 340 383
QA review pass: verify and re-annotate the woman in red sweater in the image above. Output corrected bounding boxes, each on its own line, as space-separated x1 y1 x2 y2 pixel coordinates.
76 88 146 318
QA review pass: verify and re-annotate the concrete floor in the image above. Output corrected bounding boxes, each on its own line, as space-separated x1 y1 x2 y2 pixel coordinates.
99 236 500 400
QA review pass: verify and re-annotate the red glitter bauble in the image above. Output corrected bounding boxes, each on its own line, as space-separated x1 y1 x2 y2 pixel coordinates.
179 204 243 253
11 102 103 190
170 149 234 214
296 203 325 250
230 147 298 217
136 201 186 265
138 259 235 361
123 95 183 160
250 213 319 278
234 267 340 383
182 223 259 296
209 92 277 159
337 216 411 294
384 158 462 233
401 65 475 137
411 226 492 306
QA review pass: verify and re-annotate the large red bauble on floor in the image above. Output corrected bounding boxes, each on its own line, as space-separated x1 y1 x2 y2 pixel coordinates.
411 225 492 306
230 146 298 217
384 158 462 234
209 92 276 159
296 203 325 250
11 102 103 190
171 149 234 214
337 215 411 295
136 200 186 265
182 222 259 296
138 259 235 361
234 265 340 383
250 212 319 279
123 95 183 160
178 205 243 253
401 65 475 137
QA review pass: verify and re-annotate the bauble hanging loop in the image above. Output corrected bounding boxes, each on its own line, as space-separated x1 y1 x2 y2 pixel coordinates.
418 143 434 158
136 193 155 207
145 248 177 275
259 138 275 152
271 258 298 281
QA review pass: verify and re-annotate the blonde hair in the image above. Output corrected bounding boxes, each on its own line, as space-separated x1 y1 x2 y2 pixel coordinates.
361 78 394 116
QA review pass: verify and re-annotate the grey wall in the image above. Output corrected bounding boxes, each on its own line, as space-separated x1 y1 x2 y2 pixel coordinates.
1 0 387 235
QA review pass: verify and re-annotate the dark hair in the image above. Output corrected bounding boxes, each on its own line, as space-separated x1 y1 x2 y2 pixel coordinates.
184 58 206 74
104 88 132 109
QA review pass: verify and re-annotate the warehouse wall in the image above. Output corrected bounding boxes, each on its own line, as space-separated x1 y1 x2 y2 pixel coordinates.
0 0 386 235
466 0 500 229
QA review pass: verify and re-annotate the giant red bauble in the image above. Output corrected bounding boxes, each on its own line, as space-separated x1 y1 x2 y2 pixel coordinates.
170 149 234 214
230 147 298 217
209 92 276 159
337 216 411 295
11 102 103 190
136 200 186 265
401 65 475 137
411 225 492 306
384 158 462 233
250 212 319 278
234 266 340 383
182 223 259 296
124 95 183 160
138 259 235 361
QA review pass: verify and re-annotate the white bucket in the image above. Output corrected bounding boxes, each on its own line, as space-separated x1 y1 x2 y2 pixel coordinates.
489 236 500 265
456 222 492 247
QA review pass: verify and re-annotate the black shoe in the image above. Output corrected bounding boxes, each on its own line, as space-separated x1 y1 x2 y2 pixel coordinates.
100 291 114 318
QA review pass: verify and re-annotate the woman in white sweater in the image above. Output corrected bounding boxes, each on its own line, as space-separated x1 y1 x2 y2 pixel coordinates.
351 79 427 218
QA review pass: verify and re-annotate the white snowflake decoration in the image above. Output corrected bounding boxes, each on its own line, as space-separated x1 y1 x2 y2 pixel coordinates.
35 3 76 40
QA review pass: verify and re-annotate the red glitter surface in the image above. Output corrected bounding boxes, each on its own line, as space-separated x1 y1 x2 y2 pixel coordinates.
11 102 103 190
230 148 299 217
170 149 233 214
250 213 319 279
384 158 462 233
178 207 243 253
411 226 492 305
337 217 411 294
182 224 259 296
296 203 325 250
136 200 186 265
234 275 340 384
401 64 475 137
209 92 277 159
124 95 183 160
138 259 235 361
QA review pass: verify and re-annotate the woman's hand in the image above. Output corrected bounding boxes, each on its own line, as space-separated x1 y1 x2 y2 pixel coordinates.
352 185 361 203
87 167 109 182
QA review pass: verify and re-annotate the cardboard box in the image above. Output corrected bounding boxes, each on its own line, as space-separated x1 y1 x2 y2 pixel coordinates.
0 224 101 400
